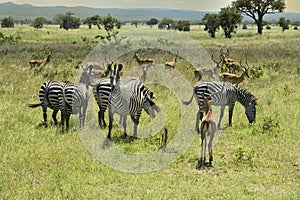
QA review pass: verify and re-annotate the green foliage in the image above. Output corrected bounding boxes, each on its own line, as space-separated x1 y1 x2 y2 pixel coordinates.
232 0 285 34
53 12 81 30
202 13 219 38
233 146 256 167
1 16 14 28
278 17 290 31
146 18 159 27
218 7 243 38
0 31 20 44
31 17 47 29
158 17 175 30
175 20 190 31
252 115 281 136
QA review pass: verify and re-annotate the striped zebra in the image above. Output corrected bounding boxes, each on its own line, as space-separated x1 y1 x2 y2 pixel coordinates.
107 63 160 139
93 77 157 129
28 80 63 127
60 82 89 132
183 81 257 130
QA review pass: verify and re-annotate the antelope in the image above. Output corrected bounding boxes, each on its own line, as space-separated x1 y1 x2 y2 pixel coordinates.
219 61 250 85
194 54 221 81
29 51 52 68
81 61 112 81
133 53 154 66
125 66 148 82
219 48 241 73
165 55 177 69
196 94 216 169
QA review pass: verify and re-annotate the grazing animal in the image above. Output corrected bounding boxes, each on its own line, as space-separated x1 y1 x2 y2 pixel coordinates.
28 80 63 127
133 53 154 66
60 82 89 132
219 65 250 85
107 63 159 139
197 94 216 169
182 81 257 129
29 51 52 68
165 55 177 69
219 48 241 73
194 54 221 81
93 76 158 130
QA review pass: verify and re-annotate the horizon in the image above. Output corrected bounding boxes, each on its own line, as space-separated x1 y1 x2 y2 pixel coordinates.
1 0 300 13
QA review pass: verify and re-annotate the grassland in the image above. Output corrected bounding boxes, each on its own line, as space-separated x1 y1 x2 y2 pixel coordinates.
0 24 300 199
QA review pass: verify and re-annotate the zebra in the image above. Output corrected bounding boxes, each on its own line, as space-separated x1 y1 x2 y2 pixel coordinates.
60 81 89 132
93 77 157 129
28 80 63 127
183 81 257 131
107 63 159 139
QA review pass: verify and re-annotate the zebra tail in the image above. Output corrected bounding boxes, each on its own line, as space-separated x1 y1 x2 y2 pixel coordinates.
182 94 194 105
28 103 42 108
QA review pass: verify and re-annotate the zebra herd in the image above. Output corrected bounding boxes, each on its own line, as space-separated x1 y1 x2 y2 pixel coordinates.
28 80 89 132
28 58 257 168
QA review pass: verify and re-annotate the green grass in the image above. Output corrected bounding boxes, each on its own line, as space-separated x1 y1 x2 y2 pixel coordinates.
0 24 300 199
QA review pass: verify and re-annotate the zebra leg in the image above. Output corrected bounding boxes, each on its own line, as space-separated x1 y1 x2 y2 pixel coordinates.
228 103 235 127
218 106 226 129
108 110 113 139
122 115 128 139
42 105 48 127
52 109 58 126
66 113 71 132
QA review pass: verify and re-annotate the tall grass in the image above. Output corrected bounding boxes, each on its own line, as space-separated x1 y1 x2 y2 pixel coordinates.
0 24 299 199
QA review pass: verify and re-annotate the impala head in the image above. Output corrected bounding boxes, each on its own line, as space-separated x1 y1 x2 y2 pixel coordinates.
240 60 251 78
211 53 222 69
108 63 123 90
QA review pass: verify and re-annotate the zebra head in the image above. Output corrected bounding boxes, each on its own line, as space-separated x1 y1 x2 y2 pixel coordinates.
108 63 123 90
245 98 257 124
143 98 160 119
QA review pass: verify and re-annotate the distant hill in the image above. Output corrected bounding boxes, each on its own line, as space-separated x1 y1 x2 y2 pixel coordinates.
0 2 299 22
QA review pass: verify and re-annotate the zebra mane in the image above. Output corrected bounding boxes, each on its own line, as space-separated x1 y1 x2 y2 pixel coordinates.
236 85 257 105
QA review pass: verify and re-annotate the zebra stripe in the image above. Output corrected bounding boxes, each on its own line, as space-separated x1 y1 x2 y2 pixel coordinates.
183 81 257 130
28 80 63 127
60 82 89 132
93 77 157 129
107 63 158 139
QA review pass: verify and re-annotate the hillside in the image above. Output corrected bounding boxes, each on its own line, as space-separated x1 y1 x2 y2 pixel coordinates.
0 2 299 22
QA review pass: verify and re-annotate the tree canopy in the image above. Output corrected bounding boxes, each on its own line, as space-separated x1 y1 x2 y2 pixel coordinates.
232 0 285 34
219 7 243 38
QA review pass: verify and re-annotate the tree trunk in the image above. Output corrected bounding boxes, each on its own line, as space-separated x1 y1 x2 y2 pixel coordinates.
257 17 263 35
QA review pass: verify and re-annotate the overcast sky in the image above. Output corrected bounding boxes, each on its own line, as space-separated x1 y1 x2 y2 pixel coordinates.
1 0 300 12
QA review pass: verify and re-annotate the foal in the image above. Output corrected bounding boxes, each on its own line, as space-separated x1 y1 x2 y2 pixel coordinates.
197 94 217 169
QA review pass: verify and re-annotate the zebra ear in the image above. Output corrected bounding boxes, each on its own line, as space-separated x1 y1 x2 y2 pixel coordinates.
118 63 123 71
107 63 112 71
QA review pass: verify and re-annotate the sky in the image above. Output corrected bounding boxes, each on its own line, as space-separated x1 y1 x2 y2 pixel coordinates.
1 0 300 12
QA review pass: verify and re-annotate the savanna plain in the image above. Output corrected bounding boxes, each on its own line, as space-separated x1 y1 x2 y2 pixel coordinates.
0 24 300 199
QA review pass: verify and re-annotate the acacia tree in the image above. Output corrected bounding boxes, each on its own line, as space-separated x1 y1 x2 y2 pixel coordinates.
202 13 220 38
1 16 14 28
31 17 47 29
218 7 242 38
232 0 285 34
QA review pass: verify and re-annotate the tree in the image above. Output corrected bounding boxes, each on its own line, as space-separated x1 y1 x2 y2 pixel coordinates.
131 20 138 28
146 18 159 27
176 20 191 31
278 17 290 31
232 0 285 34
53 12 81 30
202 13 220 38
101 14 121 40
31 17 47 29
1 16 14 28
158 17 175 30
218 7 242 38
83 15 102 29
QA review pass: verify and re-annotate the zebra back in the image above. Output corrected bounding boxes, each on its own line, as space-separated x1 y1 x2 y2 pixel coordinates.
62 82 88 114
